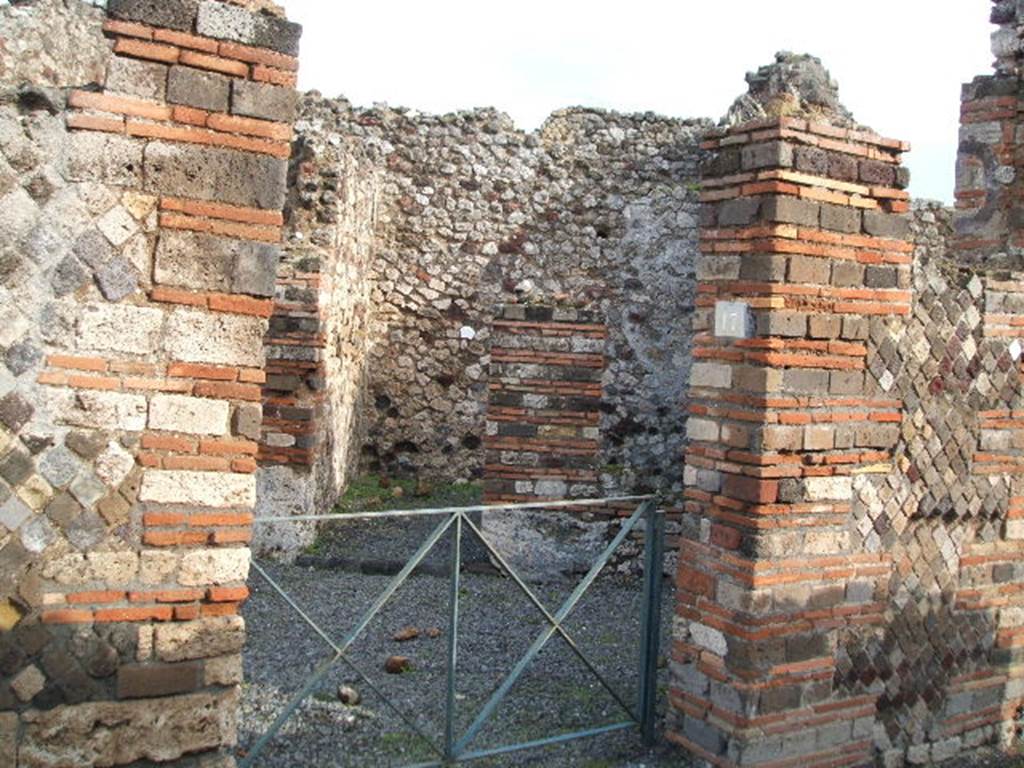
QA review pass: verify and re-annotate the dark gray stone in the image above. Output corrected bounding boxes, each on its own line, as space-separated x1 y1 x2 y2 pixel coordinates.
0 450 33 487
863 210 910 240
66 511 107 552
0 393 33 432
864 265 898 288
256 14 302 57
73 230 113 270
683 714 725 755
5 341 42 376
718 197 761 227
782 368 829 394
828 153 859 182
794 146 828 176
741 141 793 171
94 257 140 302
85 643 119 679
65 431 107 460
757 311 807 338
832 261 865 288
46 493 84 529
107 0 199 32
820 203 861 234
117 662 203 699
233 243 280 297
762 196 818 227
50 254 91 297
231 79 298 123
859 159 896 186
740 253 787 282
167 66 230 113
143 141 288 210
196 1 302 56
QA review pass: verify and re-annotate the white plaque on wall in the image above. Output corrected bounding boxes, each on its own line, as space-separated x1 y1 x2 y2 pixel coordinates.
714 300 752 339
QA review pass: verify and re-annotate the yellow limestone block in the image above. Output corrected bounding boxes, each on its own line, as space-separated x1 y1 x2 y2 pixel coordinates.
0 599 24 631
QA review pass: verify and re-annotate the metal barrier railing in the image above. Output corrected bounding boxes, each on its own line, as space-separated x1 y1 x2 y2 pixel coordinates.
241 494 665 767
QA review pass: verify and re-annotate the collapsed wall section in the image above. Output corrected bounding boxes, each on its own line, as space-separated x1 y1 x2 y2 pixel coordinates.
0 0 300 763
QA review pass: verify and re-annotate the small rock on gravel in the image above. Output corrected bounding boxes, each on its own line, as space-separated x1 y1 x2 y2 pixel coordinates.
392 626 420 642
337 685 360 706
384 655 411 674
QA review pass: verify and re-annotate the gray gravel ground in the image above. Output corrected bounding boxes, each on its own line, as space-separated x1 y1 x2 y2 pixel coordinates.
239 535 683 768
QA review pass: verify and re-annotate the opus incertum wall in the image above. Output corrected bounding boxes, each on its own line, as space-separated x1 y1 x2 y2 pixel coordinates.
0 0 299 764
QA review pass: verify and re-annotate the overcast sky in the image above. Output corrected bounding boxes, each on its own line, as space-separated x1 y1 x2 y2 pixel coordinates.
285 1 992 203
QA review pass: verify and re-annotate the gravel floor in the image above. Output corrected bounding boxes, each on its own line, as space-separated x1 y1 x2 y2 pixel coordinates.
238 479 1024 768
239 533 682 768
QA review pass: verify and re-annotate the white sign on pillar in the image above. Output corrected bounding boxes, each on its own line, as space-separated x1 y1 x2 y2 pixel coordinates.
714 300 752 339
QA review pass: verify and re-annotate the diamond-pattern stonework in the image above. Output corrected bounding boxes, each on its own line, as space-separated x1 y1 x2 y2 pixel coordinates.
838 204 1021 757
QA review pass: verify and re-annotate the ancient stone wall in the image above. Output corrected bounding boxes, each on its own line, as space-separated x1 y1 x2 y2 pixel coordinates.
287 97 708 498
0 0 300 763
666 23 1024 767
256 110 379 557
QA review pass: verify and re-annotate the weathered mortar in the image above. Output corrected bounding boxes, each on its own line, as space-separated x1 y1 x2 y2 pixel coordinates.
255 122 380 557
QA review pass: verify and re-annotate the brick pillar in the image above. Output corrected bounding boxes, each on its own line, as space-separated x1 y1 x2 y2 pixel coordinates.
483 304 606 505
667 117 912 767
2 1 300 763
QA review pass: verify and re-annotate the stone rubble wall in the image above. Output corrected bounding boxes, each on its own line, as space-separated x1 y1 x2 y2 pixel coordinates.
0 0 300 764
285 97 708 500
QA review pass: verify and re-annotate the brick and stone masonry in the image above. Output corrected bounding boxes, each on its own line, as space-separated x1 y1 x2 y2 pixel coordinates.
665 22 1024 768
668 112 913 768
0 0 300 764
255 123 379 558
483 304 606 505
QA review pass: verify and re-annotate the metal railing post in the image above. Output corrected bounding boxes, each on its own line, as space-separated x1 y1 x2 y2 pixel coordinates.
637 499 665 747
444 512 462 762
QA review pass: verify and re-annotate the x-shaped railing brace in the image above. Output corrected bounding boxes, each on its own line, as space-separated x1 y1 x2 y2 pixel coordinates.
240 497 663 768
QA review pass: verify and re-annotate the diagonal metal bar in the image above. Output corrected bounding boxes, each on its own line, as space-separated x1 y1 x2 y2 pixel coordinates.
246 561 442 760
240 513 456 766
461 513 638 723
403 721 636 768
453 501 650 756
239 649 343 768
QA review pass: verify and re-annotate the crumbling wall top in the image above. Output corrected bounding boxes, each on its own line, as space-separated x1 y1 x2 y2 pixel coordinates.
721 51 860 130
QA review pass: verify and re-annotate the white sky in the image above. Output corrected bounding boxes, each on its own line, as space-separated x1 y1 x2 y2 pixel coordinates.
285 1 993 203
